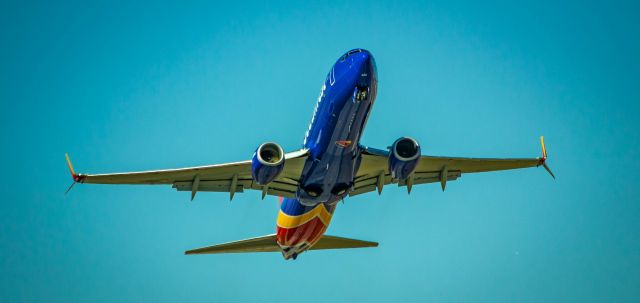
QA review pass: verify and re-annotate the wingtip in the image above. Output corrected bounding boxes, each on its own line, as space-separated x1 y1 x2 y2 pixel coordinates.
537 136 555 180
540 136 547 159
65 153 76 179
65 153 83 182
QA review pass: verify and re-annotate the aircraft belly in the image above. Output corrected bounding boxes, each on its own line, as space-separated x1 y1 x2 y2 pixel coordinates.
296 49 377 206
298 95 373 204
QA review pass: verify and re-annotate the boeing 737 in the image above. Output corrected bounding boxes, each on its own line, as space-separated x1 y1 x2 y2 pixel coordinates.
65 49 554 260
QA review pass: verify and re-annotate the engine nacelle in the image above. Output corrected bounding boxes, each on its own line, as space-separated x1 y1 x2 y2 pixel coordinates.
388 137 421 180
251 142 285 185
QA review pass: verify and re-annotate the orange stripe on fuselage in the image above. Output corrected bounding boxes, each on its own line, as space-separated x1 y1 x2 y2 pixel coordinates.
276 203 333 229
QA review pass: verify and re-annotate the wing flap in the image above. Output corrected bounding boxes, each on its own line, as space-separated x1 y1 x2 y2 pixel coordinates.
399 171 461 186
173 180 247 193
349 171 462 197
172 178 298 198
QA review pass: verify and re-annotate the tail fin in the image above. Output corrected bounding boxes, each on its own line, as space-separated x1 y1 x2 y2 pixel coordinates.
185 234 378 255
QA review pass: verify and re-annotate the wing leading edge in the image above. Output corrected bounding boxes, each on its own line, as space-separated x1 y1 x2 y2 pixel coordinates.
65 149 309 200
352 136 553 196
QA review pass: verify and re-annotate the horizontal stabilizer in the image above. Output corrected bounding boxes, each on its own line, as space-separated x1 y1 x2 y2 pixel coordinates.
185 234 378 255
311 235 379 250
185 234 280 255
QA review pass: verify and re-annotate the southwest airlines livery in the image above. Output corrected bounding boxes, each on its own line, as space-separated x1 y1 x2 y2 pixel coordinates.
66 49 554 260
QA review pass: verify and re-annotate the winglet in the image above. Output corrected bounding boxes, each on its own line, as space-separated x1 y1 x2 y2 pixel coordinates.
65 153 82 182
64 153 77 195
538 136 555 179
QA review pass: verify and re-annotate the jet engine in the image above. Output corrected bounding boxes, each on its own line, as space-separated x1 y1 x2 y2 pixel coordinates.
388 137 421 180
251 142 285 185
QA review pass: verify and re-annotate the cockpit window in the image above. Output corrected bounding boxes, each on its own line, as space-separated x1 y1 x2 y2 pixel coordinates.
340 49 363 62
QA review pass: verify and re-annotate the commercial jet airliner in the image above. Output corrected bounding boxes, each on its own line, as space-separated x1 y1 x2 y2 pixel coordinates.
66 49 554 260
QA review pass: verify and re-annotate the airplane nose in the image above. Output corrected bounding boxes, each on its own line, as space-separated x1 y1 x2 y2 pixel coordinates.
361 53 374 74
334 49 376 86
342 49 373 70
355 51 375 86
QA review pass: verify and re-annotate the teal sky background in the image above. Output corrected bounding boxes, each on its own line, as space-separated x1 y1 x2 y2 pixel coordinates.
1 1 639 302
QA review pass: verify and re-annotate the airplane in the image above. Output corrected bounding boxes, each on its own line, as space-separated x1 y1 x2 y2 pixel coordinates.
65 49 554 260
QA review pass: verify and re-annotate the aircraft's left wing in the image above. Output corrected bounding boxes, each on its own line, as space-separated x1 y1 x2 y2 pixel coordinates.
351 137 554 196
65 150 309 200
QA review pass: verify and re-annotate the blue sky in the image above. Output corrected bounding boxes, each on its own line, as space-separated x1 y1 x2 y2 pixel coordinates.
1 1 639 302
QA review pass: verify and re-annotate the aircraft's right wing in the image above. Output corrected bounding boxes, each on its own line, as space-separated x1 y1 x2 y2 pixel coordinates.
351 137 554 196
65 149 309 200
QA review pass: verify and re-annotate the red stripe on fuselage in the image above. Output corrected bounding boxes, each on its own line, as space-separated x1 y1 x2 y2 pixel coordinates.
276 216 328 249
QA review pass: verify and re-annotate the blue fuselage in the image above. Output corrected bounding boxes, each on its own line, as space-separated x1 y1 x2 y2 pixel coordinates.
296 49 378 205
